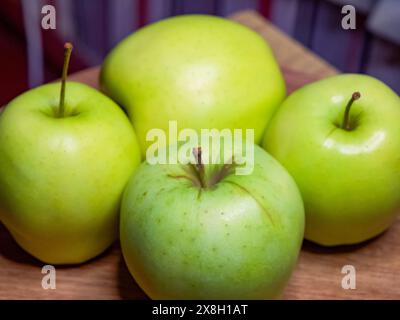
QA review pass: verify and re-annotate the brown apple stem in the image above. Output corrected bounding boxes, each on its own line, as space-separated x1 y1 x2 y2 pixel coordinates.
342 92 361 130
192 147 207 189
58 42 73 117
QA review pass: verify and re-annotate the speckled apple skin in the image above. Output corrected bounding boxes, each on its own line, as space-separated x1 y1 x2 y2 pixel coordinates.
101 15 285 154
264 74 400 246
120 146 304 299
0 82 141 264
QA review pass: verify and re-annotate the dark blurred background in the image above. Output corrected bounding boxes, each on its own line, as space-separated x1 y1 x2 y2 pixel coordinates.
0 0 399 105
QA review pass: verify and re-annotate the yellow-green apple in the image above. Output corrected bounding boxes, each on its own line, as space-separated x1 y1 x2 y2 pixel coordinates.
120 145 304 299
0 44 141 264
263 74 400 246
100 15 285 154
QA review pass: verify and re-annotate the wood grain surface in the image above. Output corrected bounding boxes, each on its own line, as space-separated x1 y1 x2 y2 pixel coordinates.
0 10 399 300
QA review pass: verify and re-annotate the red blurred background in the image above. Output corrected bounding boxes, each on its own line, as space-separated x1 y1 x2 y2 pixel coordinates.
0 0 399 106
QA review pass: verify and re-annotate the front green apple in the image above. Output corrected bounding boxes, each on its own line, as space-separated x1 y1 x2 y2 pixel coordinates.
100 15 285 154
120 145 304 299
0 82 141 264
263 74 400 246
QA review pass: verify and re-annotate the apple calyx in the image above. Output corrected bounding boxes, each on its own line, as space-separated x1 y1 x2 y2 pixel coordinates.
341 92 361 131
185 147 237 190
169 147 238 190
57 42 73 118
190 147 208 189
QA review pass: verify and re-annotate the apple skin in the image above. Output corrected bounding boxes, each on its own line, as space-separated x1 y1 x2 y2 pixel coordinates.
120 145 304 299
0 82 141 264
263 74 400 246
100 15 285 154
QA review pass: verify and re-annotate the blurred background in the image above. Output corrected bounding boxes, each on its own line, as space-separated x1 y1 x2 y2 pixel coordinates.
0 0 399 105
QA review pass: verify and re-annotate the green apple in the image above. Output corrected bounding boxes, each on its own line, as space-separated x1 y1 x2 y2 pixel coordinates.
0 44 141 264
120 145 304 299
263 74 400 246
100 15 285 154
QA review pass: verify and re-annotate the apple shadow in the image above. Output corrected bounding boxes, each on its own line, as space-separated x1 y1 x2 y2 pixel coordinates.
117 253 148 300
301 230 388 254
0 221 116 269
0 222 42 266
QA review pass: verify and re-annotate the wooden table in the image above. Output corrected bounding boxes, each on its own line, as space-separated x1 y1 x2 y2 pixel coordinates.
0 10 399 300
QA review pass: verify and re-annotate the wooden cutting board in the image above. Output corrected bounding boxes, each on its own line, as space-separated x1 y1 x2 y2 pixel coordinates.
0 10 399 300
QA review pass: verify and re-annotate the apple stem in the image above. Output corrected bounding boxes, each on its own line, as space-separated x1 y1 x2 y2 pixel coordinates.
192 147 208 189
342 92 361 130
58 42 73 118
